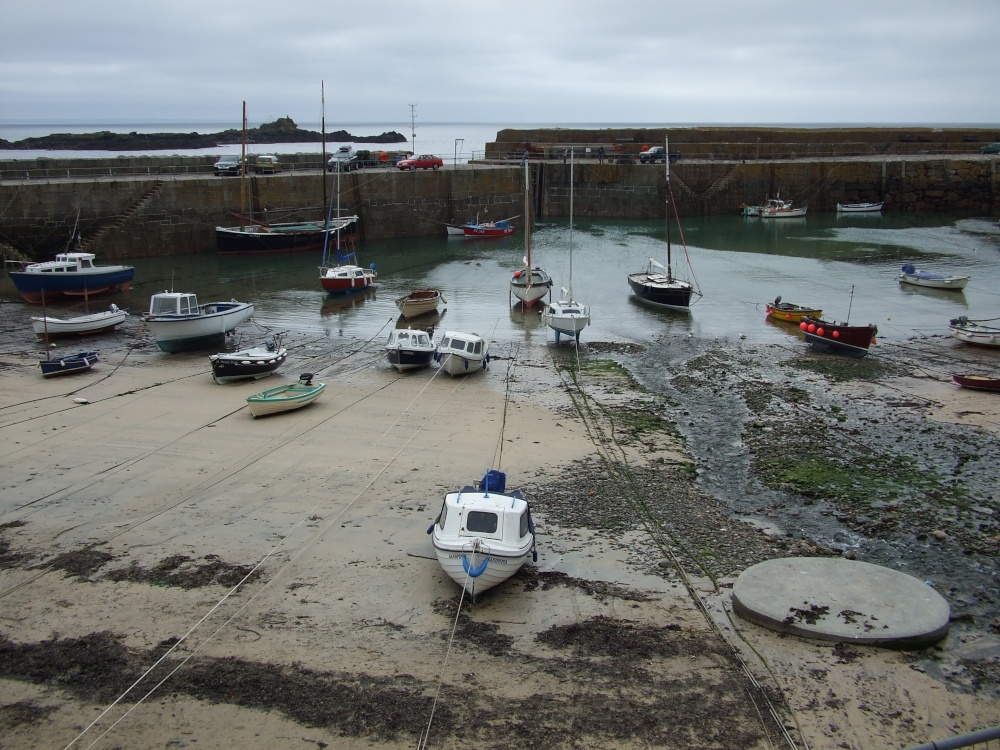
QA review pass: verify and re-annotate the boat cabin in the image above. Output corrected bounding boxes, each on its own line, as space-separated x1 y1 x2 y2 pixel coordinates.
436 489 532 545
387 329 433 349
148 292 200 316
438 332 485 356
14 252 100 274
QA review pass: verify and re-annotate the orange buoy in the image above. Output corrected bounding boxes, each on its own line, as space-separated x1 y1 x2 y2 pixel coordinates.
799 322 808 331
785 313 792 320
379 151 388 163
871 338 877 345
807 324 816 333
832 330 840 338
817 327 825 336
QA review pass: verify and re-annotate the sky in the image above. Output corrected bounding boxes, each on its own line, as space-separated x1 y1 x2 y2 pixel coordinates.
2 0 1000 126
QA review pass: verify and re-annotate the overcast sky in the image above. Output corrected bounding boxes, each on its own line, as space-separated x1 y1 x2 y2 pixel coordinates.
3 0 999 126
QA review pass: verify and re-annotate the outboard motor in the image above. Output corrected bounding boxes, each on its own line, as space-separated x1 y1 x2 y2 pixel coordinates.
299 373 314 386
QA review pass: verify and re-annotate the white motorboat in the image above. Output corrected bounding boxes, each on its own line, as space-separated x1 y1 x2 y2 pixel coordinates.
837 202 883 213
428 470 536 599
143 291 255 353
434 330 489 377
898 264 970 291
385 328 436 373
31 304 128 337
542 149 591 342
949 317 1000 348
209 337 287 383
759 197 807 218
510 163 552 308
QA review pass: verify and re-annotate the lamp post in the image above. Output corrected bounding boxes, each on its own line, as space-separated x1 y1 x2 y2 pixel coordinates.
454 138 464 168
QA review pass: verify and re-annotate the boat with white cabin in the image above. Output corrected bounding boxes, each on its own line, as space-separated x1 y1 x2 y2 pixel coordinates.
6 252 135 304
434 330 489 376
143 291 255 353
385 328 436 372
428 470 536 599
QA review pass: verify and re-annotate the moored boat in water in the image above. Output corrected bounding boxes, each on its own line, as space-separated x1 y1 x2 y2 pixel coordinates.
396 288 445 319
837 202 883 213
898 264 970 291
765 296 822 324
6 252 135 304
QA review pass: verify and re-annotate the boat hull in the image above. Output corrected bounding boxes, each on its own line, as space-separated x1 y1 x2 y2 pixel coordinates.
837 202 883 213
510 269 552 308
215 218 358 255
246 382 326 417
396 289 444 319
765 302 822 324
952 374 1000 391
628 273 693 310
39 352 100 378
463 223 514 238
433 543 532 595
9 269 134 303
387 347 435 372
144 301 255 353
801 317 877 358
31 308 128 337
319 266 376 294
438 351 487 376
950 318 1000 348
210 346 287 383
542 301 590 341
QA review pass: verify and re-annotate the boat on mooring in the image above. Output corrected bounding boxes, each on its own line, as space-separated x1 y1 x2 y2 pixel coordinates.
542 148 590 342
628 137 701 311
209 336 287 383
434 330 490 377
30 304 128 337
898 264 970 291
951 374 1000 392
143 291 255 353
949 317 1000 348
396 289 446 319
246 373 326 418
837 202 883 213
510 163 551 309
800 316 878 358
385 328 436 373
428 469 536 600
39 351 100 378
765 296 822 325
6 252 135 304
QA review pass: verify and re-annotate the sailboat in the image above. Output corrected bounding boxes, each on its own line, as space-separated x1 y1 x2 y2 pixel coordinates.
509 162 552 308
628 137 701 311
215 100 357 254
542 149 590 342
318 147 376 294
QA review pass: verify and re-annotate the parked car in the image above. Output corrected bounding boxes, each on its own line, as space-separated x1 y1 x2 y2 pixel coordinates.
327 146 357 172
213 154 246 176
397 154 443 171
638 146 681 164
979 142 1000 154
254 155 282 174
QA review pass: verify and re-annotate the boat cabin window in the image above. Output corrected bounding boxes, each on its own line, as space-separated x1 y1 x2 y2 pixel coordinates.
440 337 451 348
466 511 498 534
397 332 409 343
416 333 430 346
520 510 529 537
437 500 448 529
468 341 481 354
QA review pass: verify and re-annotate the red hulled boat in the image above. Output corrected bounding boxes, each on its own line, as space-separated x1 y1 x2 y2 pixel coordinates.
799 316 878 358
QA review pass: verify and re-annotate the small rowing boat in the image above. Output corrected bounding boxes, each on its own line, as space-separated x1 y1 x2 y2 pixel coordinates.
246 373 325 418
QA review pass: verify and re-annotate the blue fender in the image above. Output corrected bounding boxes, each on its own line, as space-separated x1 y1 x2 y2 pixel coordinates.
462 554 489 578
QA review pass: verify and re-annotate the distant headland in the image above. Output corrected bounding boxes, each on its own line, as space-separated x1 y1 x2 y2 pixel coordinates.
0 117 407 151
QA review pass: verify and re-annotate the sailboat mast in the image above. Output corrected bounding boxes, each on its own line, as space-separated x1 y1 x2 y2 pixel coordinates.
665 136 673 281
240 101 247 227
568 149 574 297
321 81 328 212
524 162 531 266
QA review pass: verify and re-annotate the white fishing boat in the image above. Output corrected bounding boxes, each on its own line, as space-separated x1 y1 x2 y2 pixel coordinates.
246 373 326 418
898 264 970 291
428 470 536 599
542 148 590 342
510 163 552 308
759 197 807 218
143 291 255 353
434 330 489 377
837 202 883 213
31 304 128 337
949 317 1000 348
385 328 436 373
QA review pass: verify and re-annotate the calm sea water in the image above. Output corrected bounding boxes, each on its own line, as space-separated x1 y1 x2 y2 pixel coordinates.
17 212 994 351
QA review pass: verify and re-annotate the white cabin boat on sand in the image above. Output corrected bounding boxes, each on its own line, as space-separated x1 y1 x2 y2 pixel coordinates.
143 291 254 353
428 470 536 599
434 330 489 376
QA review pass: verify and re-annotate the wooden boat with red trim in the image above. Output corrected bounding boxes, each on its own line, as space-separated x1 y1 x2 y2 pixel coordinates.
799 316 878 358
765 296 822 325
951 374 1000 392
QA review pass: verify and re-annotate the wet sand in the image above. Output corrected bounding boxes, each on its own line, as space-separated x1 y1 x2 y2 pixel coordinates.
1 322 999 749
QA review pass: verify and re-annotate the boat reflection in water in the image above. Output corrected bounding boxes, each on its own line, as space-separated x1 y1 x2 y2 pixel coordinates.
321 287 377 317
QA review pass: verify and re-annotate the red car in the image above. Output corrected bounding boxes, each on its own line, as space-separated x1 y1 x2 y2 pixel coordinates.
397 154 443 171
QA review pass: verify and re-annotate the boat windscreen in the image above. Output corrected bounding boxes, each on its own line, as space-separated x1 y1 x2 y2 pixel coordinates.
467 511 498 534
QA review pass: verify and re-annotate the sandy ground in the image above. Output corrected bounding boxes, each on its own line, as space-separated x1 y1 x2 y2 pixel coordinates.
1 327 999 750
